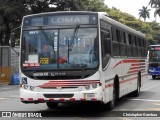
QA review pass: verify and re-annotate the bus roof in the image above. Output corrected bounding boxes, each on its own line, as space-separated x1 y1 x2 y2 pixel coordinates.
98 13 145 37
149 44 160 46
23 11 145 38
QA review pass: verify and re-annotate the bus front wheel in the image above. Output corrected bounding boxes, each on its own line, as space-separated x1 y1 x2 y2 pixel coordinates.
106 83 116 110
46 102 59 109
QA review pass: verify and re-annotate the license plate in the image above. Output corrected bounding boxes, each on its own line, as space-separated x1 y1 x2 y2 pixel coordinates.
85 93 95 98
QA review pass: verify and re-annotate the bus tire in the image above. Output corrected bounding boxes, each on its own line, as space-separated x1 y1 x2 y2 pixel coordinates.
106 83 116 110
132 74 141 97
46 102 58 109
152 75 156 79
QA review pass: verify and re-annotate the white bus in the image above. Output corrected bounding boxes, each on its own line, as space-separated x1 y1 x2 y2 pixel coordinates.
18 11 148 109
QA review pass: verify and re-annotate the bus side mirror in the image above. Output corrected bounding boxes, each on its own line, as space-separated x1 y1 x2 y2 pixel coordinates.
10 32 16 47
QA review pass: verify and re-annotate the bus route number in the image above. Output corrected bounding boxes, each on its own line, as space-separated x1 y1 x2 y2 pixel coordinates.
40 58 49 64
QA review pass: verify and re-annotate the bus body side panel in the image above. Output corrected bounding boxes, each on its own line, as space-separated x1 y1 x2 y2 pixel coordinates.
103 58 147 103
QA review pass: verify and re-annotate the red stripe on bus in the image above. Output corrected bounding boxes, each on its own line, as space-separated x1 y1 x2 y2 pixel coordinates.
131 63 145 66
105 84 113 88
127 70 139 74
105 76 137 88
129 66 145 70
127 69 145 74
113 59 145 68
38 80 100 88
47 80 100 83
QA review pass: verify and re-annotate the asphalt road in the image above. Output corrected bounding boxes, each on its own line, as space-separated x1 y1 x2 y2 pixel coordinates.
0 76 160 120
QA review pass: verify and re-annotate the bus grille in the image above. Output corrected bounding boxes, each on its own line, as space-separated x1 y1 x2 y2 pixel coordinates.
44 94 74 98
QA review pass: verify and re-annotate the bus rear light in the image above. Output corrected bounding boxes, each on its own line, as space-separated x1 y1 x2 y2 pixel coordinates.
91 98 97 100
59 98 65 101
38 98 44 101
80 98 86 100
28 98 33 101
49 98 54 101
70 98 75 101
20 98 24 101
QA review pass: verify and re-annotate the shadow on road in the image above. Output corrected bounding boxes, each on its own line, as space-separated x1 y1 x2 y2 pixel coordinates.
35 102 116 117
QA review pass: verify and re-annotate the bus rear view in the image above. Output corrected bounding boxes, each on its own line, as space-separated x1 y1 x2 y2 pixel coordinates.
148 45 160 79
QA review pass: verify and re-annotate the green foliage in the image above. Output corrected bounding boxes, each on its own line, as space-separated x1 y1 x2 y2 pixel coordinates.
0 0 159 46
138 6 151 22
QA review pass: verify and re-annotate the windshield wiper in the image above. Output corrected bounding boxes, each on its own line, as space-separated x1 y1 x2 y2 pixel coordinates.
39 27 54 48
68 25 80 51
67 25 80 63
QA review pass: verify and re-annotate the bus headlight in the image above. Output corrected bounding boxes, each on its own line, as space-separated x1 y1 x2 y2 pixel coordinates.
85 85 90 90
92 84 97 88
30 86 35 91
23 85 28 89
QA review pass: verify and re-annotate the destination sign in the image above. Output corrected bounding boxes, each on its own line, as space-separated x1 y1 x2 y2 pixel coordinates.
48 15 90 25
149 46 160 51
23 14 97 26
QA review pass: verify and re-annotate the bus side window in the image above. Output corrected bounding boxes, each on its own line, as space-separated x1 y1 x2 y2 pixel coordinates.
101 30 111 69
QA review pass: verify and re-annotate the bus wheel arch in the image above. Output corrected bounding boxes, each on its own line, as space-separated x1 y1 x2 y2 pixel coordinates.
106 75 119 110
138 71 141 87
132 72 141 97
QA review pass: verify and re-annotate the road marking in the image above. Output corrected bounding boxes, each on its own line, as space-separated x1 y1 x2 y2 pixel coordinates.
0 88 11 90
125 98 160 102
10 95 19 98
134 108 160 111
0 98 9 100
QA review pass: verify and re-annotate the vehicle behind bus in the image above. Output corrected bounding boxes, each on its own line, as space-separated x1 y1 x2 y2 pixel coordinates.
148 45 160 79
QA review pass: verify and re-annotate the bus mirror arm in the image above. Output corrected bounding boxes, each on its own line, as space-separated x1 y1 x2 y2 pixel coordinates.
10 32 19 56
10 32 16 47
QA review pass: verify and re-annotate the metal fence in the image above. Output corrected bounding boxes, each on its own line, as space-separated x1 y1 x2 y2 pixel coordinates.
0 46 11 84
11 46 19 74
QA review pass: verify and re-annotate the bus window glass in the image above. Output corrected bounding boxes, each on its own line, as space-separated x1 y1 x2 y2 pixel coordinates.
22 28 98 70
149 51 160 62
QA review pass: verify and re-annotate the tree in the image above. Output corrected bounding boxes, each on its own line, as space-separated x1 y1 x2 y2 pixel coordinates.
25 0 106 14
149 0 160 8
138 6 151 22
0 0 28 45
149 0 160 19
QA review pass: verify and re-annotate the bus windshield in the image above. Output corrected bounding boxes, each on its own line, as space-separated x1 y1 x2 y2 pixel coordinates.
149 50 160 62
21 27 98 70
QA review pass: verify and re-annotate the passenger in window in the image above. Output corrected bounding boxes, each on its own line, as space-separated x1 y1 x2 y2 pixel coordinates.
88 43 97 63
41 43 56 63
57 45 67 63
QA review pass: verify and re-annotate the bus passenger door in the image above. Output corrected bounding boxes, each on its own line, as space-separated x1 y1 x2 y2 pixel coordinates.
100 22 112 103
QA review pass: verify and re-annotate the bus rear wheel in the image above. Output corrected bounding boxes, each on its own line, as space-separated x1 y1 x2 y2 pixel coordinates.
46 102 59 109
132 74 140 97
152 75 156 79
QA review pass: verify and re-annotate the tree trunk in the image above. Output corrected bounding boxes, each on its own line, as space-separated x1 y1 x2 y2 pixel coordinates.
4 28 11 45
